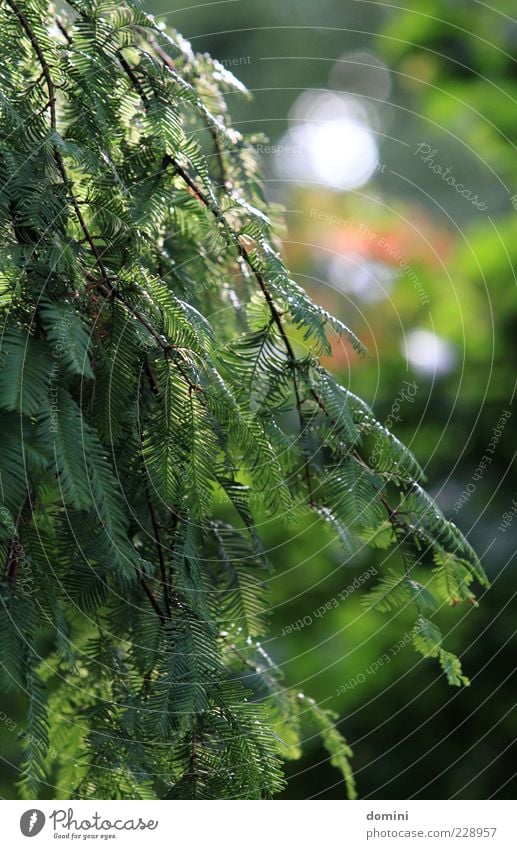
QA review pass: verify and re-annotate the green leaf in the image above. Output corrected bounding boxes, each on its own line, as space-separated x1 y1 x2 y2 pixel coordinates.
39 300 94 380
0 328 51 415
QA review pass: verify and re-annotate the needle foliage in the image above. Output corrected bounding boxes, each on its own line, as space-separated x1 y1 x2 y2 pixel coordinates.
0 0 487 799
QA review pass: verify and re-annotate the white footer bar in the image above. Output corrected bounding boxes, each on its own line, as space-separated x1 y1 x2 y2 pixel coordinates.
2 799 513 848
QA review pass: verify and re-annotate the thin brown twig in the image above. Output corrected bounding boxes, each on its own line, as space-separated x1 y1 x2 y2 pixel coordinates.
5 0 57 128
145 485 173 619
140 575 166 623
55 15 71 44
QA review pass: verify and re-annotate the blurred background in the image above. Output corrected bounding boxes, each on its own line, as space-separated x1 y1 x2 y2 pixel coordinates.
2 0 515 799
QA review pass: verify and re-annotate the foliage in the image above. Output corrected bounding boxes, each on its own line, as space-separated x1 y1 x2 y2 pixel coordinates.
0 0 486 799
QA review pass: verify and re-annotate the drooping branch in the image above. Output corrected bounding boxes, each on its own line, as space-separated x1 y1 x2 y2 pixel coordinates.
4 0 57 128
8 0 418 563
5 0 112 285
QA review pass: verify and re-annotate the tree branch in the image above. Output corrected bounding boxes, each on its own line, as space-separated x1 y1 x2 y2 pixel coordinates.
5 0 57 129
140 574 166 624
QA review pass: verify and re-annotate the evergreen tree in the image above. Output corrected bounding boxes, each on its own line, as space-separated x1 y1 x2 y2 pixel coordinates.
0 0 486 799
